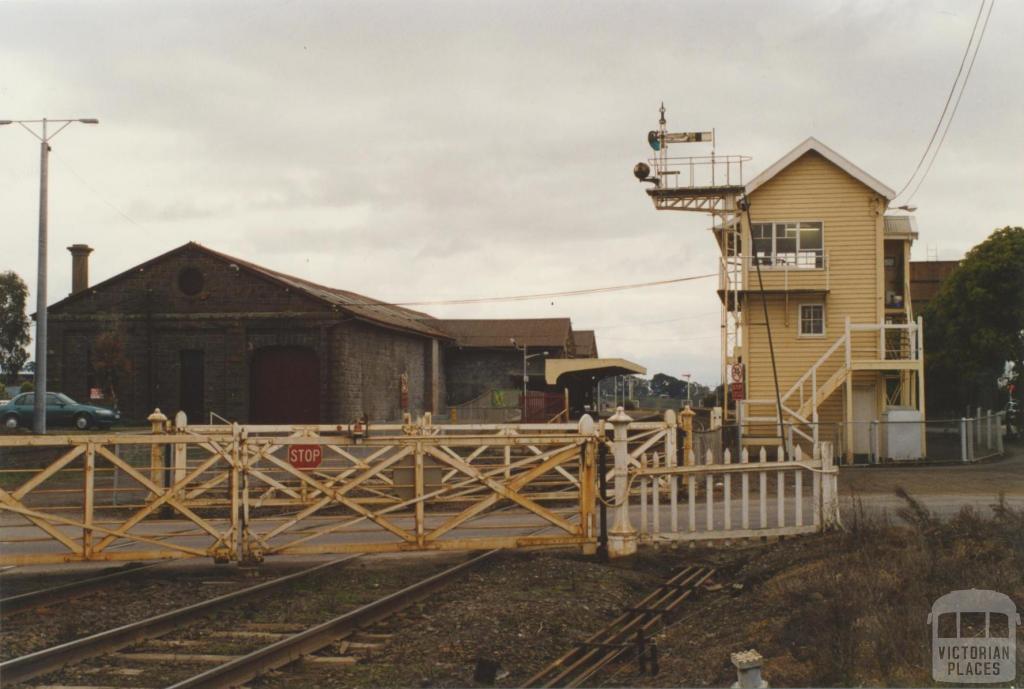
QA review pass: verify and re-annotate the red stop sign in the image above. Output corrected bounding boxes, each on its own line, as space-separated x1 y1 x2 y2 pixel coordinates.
288 444 322 471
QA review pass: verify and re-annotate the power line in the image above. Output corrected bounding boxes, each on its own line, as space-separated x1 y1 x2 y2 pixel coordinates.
390 272 717 306
906 0 996 203
585 310 722 330
50 150 151 231
892 0 987 200
599 332 720 343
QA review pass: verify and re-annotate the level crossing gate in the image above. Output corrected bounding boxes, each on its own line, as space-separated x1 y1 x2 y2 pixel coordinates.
0 409 839 565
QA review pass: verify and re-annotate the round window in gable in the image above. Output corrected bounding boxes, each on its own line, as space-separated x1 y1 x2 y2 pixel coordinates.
178 267 205 296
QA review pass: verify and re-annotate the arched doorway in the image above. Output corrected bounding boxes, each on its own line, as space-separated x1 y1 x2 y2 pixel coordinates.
250 346 320 423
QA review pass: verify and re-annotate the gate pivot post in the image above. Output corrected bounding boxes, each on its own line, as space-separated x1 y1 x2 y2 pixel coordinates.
147 408 168 504
608 407 636 558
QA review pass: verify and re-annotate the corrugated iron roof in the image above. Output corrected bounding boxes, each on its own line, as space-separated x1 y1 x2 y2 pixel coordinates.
48 242 448 339
197 244 449 338
884 214 919 235
433 318 572 349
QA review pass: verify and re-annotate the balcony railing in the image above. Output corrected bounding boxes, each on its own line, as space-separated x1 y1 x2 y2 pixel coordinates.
649 154 752 191
720 250 830 294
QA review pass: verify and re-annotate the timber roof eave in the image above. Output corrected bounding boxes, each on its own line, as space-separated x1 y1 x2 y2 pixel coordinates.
744 137 896 201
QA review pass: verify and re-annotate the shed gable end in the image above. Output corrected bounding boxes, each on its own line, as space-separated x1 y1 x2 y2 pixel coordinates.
50 247 330 317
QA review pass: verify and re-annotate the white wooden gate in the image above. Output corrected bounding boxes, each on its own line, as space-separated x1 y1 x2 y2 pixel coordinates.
633 442 839 542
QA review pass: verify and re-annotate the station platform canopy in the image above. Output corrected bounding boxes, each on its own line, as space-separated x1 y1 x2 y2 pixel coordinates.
545 358 646 385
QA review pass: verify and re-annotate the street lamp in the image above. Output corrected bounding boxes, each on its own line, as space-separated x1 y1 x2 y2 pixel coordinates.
510 338 549 416
1 117 99 433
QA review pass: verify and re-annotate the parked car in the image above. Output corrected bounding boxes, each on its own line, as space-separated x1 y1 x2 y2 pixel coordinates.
0 392 120 430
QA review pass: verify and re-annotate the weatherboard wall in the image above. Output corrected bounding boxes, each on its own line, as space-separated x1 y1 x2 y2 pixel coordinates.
742 150 887 429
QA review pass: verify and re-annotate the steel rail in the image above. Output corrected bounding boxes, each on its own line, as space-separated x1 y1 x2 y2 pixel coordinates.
165 548 502 689
523 565 715 688
0 561 165 616
0 555 362 685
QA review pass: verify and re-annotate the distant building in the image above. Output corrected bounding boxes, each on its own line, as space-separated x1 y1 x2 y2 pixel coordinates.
46 242 448 424
909 260 960 313
44 243 641 424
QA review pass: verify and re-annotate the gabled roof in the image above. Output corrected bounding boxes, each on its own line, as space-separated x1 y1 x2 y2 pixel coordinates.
572 330 598 358
433 318 572 349
745 137 896 200
49 242 449 339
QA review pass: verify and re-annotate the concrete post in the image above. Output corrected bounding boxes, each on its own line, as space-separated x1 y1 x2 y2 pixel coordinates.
960 418 968 462
147 408 168 501
731 650 768 688
986 409 992 450
680 405 696 466
967 417 975 462
710 406 723 430
976 408 982 445
607 406 636 558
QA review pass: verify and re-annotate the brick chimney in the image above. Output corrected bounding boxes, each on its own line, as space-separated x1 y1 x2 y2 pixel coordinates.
68 244 94 295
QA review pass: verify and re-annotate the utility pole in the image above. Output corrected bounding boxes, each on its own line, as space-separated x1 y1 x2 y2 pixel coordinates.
1 117 99 433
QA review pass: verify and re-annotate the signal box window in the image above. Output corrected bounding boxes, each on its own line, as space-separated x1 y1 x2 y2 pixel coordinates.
799 304 825 336
751 221 824 268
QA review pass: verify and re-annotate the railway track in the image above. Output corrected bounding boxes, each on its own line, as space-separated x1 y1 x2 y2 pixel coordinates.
2 549 503 688
522 564 716 688
0 562 165 616
166 549 500 689
0 555 363 685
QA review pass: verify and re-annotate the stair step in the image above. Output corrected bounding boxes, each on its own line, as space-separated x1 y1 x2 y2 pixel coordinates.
740 437 783 446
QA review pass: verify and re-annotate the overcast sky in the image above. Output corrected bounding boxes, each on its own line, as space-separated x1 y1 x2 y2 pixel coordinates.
2 0 1021 385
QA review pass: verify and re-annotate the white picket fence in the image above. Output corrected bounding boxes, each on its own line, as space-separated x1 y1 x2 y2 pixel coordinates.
633 442 839 542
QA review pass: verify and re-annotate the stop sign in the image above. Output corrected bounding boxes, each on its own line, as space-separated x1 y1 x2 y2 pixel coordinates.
288 444 322 471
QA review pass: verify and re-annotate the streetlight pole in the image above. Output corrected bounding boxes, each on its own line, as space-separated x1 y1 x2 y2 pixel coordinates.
510 338 548 421
1 117 99 433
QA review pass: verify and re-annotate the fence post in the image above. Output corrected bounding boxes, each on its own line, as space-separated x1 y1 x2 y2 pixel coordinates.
663 410 677 534
83 442 95 559
986 409 992 450
968 417 975 462
147 408 168 501
608 407 637 558
173 411 188 486
820 442 840 529
868 420 876 465
680 405 695 465
996 412 1004 454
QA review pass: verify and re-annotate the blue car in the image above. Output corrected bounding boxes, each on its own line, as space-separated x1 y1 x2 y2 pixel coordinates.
1 392 121 431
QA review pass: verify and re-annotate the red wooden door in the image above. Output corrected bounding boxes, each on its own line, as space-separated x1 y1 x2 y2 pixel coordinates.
250 346 320 424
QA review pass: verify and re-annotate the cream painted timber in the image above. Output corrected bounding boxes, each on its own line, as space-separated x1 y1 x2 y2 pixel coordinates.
742 150 888 428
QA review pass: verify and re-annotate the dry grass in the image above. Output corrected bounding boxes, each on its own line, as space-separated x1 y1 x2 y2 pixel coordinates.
624 491 1024 688
768 492 1024 686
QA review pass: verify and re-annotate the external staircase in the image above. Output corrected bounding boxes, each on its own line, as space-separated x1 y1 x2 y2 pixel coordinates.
741 316 924 452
